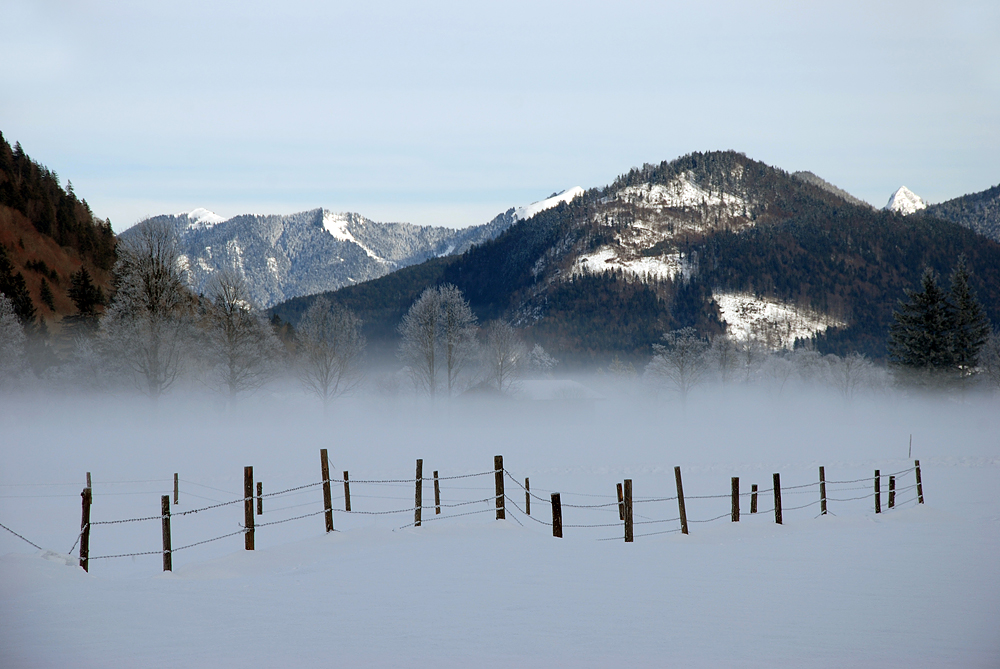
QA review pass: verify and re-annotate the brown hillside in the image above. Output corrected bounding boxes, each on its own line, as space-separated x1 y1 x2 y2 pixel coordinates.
0 203 112 322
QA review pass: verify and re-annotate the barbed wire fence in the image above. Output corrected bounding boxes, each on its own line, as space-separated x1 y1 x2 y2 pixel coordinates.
0 454 926 572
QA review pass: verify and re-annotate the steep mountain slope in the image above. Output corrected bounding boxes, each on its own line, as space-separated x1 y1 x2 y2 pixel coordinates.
134 189 582 308
792 171 870 209
0 132 116 323
925 183 1000 243
272 151 1000 363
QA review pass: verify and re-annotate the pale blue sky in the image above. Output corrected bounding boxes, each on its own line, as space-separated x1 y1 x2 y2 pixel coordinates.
2 0 998 231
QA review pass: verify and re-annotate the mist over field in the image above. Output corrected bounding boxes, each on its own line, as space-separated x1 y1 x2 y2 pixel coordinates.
2 381 998 667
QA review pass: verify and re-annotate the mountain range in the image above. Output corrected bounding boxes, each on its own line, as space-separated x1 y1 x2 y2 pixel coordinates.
270 151 1000 363
129 189 583 308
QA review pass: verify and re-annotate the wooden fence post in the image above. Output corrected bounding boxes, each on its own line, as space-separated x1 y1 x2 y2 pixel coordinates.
874 469 881 514
494 455 505 520
415 459 423 527
79 487 91 572
433 471 441 515
256 482 263 515
617 482 625 521
819 466 827 515
244 466 254 550
915 460 924 504
320 449 333 533
888 475 895 509
343 471 351 512
750 484 758 514
161 495 172 572
773 473 782 525
525 477 530 516
731 477 739 522
86 471 92 490
674 466 688 535
624 479 633 542
551 493 562 538
174 473 179 505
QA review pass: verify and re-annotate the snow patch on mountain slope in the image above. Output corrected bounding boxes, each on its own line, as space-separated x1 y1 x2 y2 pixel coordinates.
322 211 386 262
617 173 747 211
884 187 926 215
715 292 845 349
572 247 689 281
514 187 584 221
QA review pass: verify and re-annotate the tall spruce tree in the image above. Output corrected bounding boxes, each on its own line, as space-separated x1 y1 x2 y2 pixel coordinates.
887 268 953 374
946 257 990 377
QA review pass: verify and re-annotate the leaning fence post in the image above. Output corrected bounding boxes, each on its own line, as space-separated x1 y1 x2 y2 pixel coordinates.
256 482 263 515
525 477 530 516
433 471 441 515
244 466 255 550
624 479 633 542
161 495 172 572
915 460 924 504
174 473 179 505
773 473 782 525
674 466 689 535
79 487 91 572
731 477 740 522
494 455 505 520
320 449 333 533
343 471 351 512
415 459 423 527
617 482 625 521
819 466 827 515
86 471 92 490
874 469 881 514
750 484 758 514
551 493 562 538
888 475 895 509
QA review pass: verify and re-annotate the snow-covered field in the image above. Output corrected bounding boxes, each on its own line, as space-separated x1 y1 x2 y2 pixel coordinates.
2 384 998 668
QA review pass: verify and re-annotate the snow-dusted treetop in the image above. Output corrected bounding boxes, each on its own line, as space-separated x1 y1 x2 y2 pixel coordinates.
513 187 584 221
884 186 927 215
175 208 226 230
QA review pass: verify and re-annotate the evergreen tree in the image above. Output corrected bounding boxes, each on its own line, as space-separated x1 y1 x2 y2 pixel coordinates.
946 257 990 377
887 268 952 374
0 244 35 325
39 279 54 311
68 266 104 316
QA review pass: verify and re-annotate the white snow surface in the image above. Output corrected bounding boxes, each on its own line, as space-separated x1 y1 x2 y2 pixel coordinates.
1 388 998 668
572 247 687 281
176 208 225 230
715 292 845 349
884 186 927 215
617 174 746 211
514 187 584 221
321 210 386 262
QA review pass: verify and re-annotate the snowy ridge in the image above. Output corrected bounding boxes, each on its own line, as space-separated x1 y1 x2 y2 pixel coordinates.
617 173 747 212
514 187 584 221
884 186 927 215
322 211 387 263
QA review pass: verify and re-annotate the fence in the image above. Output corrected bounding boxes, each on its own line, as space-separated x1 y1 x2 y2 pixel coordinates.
0 454 926 572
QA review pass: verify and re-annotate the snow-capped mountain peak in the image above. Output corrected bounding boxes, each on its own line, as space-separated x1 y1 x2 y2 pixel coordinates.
884 186 927 215
514 187 584 221
176 208 226 230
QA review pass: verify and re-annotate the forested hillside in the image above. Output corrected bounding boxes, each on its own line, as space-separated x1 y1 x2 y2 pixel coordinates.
271 152 1000 363
0 132 116 323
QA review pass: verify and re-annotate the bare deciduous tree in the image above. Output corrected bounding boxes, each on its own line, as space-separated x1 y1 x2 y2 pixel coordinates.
297 297 365 409
438 284 478 396
398 285 478 397
398 287 441 396
482 320 526 394
0 294 27 385
206 269 282 400
101 219 191 399
645 327 709 401
827 352 875 400
708 333 738 384
528 344 558 378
